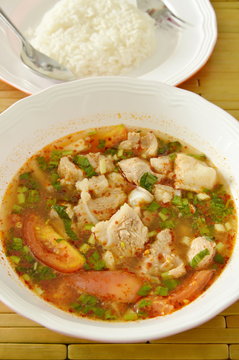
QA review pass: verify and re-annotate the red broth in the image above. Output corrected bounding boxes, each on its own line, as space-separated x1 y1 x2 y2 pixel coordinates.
1 125 237 321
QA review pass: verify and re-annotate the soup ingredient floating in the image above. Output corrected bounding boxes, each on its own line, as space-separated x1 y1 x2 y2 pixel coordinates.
2 125 236 322
27 0 157 77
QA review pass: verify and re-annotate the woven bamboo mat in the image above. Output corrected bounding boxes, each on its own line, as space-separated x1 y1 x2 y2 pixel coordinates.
0 0 239 359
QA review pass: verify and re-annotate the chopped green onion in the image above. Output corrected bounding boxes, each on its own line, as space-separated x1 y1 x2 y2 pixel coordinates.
12 204 22 214
88 129 97 136
161 272 171 280
73 155 96 178
84 224 94 231
28 190 40 203
137 284 152 296
163 279 179 291
52 204 78 241
17 193 25 204
159 211 169 221
88 234 95 245
17 186 28 193
146 201 160 212
22 274 31 281
80 243 90 254
12 237 23 251
190 248 210 268
154 286 169 296
216 242 225 253
140 173 158 192
9 255 20 264
117 149 124 157
97 139 106 149
189 153 206 161
214 253 225 264
137 299 152 309
148 230 157 238
36 156 48 171
123 310 138 321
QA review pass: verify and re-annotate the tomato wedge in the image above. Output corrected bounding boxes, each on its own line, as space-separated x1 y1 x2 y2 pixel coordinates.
23 214 85 273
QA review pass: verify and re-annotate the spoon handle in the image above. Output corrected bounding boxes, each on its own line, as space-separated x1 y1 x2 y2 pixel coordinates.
0 7 33 55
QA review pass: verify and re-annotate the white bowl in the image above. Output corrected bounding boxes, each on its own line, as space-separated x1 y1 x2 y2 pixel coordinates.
0 77 238 343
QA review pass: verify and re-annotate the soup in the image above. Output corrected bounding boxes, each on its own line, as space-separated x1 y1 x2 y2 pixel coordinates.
1 125 237 321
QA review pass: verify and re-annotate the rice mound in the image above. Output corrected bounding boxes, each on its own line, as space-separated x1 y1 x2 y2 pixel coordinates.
28 0 157 77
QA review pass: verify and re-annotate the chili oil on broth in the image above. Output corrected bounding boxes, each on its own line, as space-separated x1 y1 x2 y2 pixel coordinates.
0 124 237 322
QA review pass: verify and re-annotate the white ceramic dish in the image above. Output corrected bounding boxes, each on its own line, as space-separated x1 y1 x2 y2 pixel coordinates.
0 77 238 343
0 0 217 94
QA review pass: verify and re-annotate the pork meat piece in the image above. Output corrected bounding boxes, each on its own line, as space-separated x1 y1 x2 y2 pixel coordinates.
139 229 186 278
175 153 217 192
58 157 84 186
93 203 148 261
150 156 173 174
119 132 140 150
187 236 216 269
141 132 158 158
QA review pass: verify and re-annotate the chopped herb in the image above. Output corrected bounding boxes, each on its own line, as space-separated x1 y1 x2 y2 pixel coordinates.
190 248 210 268
104 148 118 156
137 283 152 296
159 211 168 221
189 153 206 161
73 155 96 178
172 196 191 216
123 310 138 321
158 141 182 155
28 190 40 203
140 173 158 192
11 237 23 251
161 272 171 280
84 224 94 231
52 204 78 241
146 201 160 212
97 139 106 149
214 253 225 264
154 286 169 296
50 172 62 191
19 172 30 180
12 204 22 214
137 299 152 309
86 250 105 271
148 230 157 238
163 278 179 291
9 255 20 264
36 156 47 171
17 193 25 204
160 219 176 229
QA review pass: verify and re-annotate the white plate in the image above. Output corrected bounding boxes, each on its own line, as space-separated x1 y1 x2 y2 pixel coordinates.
0 77 238 343
0 0 217 94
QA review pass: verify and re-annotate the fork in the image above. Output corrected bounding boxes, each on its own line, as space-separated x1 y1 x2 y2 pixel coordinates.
137 0 187 29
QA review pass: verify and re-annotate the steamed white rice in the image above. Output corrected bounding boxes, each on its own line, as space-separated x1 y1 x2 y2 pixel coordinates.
28 0 156 77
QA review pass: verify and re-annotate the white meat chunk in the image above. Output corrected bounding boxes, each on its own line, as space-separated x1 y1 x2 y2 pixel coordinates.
107 173 127 190
175 153 217 192
187 236 216 269
74 198 99 228
128 187 154 207
119 132 140 150
93 203 148 261
118 157 162 185
141 132 158 158
102 251 115 270
153 184 174 204
150 156 173 174
76 175 109 197
139 229 186 278
88 188 127 221
86 152 114 174
58 157 84 186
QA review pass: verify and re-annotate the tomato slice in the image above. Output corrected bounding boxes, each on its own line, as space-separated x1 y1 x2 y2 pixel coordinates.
23 214 85 273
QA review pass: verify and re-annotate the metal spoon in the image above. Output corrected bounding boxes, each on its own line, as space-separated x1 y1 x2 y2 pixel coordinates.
0 7 76 81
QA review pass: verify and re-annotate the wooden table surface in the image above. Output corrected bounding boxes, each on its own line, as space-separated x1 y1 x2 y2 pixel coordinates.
0 1 239 359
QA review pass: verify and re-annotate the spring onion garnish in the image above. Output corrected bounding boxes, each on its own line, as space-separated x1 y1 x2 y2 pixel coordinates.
52 204 78 241
154 286 168 296
146 201 160 212
214 253 225 264
140 173 158 192
73 155 96 178
190 248 210 268
137 283 152 296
